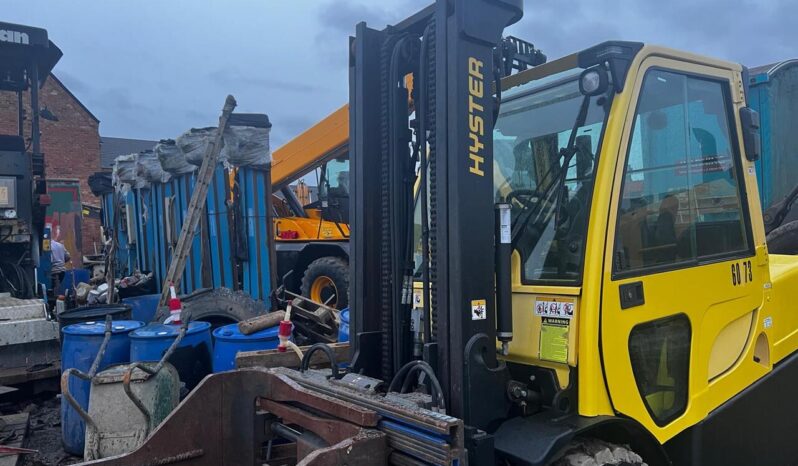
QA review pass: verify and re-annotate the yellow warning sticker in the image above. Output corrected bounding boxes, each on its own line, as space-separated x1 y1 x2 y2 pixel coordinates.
540 317 569 363
471 299 486 320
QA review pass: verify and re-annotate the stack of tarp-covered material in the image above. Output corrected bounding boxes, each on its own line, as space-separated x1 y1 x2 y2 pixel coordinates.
156 139 194 176
177 113 271 168
101 113 274 302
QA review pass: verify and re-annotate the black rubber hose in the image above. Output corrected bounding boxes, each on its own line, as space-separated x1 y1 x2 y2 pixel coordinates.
388 360 445 410
300 343 340 379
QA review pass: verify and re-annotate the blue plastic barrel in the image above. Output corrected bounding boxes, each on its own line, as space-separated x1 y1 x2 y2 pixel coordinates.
61 320 144 455
212 323 280 372
129 322 213 391
121 294 161 322
338 308 350 343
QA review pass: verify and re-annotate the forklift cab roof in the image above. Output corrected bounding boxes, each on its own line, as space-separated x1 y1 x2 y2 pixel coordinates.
0 21 62 92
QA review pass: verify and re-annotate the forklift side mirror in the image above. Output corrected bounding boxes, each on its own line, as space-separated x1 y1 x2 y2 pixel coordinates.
739 107 761 162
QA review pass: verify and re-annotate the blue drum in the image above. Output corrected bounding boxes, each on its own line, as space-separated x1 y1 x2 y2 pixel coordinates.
121 293 161 323
338 308 350 343
212 323 280 372
61 320 144 455
129 322 213 391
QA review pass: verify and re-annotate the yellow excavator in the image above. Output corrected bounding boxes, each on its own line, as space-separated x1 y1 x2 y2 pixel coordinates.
270 105 351 308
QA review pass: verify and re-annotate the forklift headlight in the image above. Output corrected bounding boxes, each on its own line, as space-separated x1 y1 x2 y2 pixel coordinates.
2 209 16 219
579 67 609 96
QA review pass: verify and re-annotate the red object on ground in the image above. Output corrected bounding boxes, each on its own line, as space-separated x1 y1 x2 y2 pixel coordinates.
0 445 37 454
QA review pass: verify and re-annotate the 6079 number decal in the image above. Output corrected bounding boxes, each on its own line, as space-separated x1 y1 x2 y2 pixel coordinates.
731 260 753 286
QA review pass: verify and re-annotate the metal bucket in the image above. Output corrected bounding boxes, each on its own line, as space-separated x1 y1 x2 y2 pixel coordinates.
60 320 144 455
211 323 280 372
129 322 213 391
338 308 350 343
121 294 161 323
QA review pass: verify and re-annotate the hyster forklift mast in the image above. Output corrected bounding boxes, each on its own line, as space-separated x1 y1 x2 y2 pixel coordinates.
349 0 524 440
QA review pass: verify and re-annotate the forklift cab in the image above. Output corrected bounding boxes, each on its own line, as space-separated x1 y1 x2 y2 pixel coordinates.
317 157 350 224
490 42 790 464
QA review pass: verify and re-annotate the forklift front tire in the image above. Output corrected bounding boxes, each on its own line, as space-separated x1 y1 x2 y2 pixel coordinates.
552 438 646 466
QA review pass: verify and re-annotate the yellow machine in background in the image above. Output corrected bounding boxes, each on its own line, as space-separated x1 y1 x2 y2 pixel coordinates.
270 105 351 308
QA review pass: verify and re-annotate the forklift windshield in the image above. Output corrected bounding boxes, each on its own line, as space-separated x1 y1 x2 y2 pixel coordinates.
494 66 610 284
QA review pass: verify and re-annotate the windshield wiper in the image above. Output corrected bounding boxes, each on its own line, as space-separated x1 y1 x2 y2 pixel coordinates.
510 94 591 246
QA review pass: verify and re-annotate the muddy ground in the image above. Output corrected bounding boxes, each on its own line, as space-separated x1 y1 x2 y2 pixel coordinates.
0 393 82 466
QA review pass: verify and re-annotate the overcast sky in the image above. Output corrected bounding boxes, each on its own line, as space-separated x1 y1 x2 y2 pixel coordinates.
4 0 796 148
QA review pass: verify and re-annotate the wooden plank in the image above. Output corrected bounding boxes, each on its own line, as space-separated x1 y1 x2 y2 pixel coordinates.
0 413 29 466
160 96 237 305
236 343 350 369
0 364 59 386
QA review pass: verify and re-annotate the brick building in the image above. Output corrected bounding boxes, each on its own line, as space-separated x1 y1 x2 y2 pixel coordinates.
0 74 102 257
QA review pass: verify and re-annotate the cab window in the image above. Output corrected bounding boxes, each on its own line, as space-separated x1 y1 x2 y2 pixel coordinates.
614 69 751 275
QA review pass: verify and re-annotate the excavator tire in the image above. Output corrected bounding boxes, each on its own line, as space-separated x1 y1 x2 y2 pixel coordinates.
551 438 646 466
300 257 349 309
153 287 267 326
767 219 798 255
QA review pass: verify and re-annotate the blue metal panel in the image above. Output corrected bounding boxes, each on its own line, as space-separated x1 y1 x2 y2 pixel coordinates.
142 188 159 290
133 189 145 272
748 83 765 201
150 184 165 288
206 166 234 290
749 63 798 213
749 79 773 207
111 191 132 276
239 167 272 302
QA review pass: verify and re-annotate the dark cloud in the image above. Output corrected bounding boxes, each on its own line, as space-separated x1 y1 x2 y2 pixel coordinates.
313 0 429 66
206 68 317 94
509 0 798 68
2 0 796 147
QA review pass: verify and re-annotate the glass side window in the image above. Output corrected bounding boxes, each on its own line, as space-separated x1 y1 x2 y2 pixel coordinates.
628 315 691 425
614 70 750 274
320 158 350 199
494 73 609 284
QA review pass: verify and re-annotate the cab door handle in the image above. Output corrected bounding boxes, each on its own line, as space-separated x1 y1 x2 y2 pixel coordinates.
619 281 645 309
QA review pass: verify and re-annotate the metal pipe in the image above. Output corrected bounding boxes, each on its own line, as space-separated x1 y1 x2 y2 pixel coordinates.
29 57 40 156
272 423 328 450
419 24 432 352
17 91 23 137
495 203 513 355
271 423 301 442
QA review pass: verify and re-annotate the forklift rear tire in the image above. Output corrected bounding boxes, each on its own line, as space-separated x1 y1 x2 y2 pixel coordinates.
552 438 646 466
767 220 798 255
300 257 349 309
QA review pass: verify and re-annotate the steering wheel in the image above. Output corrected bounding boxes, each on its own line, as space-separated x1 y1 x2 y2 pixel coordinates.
505 189 538 209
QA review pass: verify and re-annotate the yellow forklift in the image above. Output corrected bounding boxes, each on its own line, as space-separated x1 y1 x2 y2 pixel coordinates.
92 1 798 465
